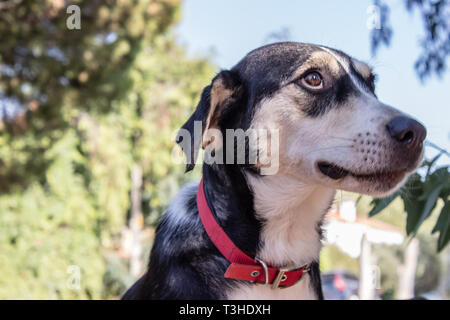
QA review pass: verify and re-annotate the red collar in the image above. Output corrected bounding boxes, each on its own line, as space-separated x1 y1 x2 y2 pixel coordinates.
196 178 309 289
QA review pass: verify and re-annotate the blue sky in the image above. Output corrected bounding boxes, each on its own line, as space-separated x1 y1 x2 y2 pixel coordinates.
176 0 450 165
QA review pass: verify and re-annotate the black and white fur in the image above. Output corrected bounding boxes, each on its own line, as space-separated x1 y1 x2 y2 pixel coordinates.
123 42 426 300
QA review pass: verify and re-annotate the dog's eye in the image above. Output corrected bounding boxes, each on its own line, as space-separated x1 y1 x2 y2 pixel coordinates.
301 72 323 89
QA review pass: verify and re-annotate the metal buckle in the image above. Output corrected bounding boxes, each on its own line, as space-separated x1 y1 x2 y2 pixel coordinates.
272 264 310 289
272 268 288 289
254 259 310 289
255 258 269 285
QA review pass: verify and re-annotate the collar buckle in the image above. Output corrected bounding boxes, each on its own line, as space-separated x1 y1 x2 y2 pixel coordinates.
272 268 288 289
255 258 310 289
272 264 310 289
255 258 269 285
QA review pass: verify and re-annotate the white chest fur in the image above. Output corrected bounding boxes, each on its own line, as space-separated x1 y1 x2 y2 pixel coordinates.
226 174 335 299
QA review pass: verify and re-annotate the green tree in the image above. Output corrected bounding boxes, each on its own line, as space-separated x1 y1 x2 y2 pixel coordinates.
368 0 450 252
370 0 450 81
0 0 214 298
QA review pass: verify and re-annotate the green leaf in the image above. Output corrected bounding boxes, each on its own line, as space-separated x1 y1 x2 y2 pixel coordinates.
432 201 448 234
407 167 449 236
355 195 363 205
401 174 426 235
411 182 444 236
418 167 449 201
439 169 450 200
368 191 400 217
424 152 443 177
433 201 450 252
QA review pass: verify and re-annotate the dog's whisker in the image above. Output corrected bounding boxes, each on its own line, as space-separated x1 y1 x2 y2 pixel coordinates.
325 135 354 142
307 145 353 154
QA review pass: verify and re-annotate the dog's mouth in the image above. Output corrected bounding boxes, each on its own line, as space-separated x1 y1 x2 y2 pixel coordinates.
317 162 349 180
317 161 405 182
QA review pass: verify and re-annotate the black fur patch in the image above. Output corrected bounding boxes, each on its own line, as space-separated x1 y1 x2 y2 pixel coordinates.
122 164 263 299
301 73 359 117
349 62 377 95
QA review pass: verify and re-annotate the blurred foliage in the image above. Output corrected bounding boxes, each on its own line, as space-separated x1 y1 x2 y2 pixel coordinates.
320 245 360 275
370 0 450 81
373 244 401 299
0 0 215 299
415 234 442 295
102 253 134 299
357 193 406 229
338 181 444 298
374 235 441 299
329 192 443 299
369 149 450 252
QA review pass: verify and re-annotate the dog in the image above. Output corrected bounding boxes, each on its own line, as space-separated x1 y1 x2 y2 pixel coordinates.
122 42 426 300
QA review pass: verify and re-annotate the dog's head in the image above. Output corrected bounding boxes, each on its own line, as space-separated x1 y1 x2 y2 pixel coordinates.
177 42 426 197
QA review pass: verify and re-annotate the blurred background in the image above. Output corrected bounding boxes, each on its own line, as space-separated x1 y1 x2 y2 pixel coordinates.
0 0 449 299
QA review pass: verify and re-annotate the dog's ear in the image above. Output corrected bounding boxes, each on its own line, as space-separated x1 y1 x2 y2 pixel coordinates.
176 70 244 172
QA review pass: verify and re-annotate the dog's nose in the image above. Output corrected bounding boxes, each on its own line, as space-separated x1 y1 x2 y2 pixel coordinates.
386 116 427 148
